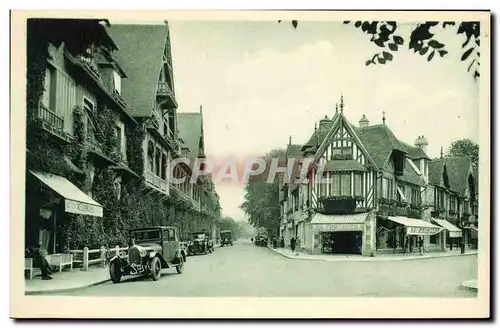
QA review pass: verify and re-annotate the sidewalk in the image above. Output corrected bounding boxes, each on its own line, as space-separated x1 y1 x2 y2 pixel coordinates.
25 266 109 295
268 246 478 262
460 279 478 292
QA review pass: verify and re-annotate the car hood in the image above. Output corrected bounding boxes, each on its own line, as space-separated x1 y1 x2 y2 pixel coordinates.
134 243 162 252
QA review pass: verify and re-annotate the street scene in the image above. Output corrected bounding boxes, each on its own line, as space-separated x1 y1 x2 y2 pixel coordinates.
56 239 477 297
22 16 481 301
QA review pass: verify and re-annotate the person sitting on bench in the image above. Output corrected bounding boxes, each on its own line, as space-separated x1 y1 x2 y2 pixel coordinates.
26 245 54 280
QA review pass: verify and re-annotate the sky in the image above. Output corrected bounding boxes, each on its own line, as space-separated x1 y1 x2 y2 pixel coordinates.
118 20 480 221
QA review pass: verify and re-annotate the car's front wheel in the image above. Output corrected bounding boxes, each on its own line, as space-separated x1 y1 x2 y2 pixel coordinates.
109 259 122 284
176 256 184 274
150 257 161 281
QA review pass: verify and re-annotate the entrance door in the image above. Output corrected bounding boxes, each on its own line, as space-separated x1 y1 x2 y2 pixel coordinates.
330 231 363 254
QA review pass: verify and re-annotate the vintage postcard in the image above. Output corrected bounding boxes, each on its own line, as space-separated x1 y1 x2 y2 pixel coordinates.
10 10 490 318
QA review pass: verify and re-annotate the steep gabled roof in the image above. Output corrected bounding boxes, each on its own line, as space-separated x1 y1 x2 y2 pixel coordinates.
444 157 473 196
108 24 168 117
396 161 425 186
428 158 445 186
400 141 431 160
354 124 408 169
177 112 203 161
428 157 474 196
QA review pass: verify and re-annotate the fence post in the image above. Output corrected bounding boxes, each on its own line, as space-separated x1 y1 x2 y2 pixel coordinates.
82 247 89 271
115 245 120 257
100 246 106 268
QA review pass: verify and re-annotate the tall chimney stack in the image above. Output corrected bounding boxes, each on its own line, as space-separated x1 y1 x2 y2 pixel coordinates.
414 135 429 153
359 114 369 128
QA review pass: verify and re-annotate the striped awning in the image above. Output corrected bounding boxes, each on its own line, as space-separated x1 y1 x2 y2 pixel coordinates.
432 219 462 238
310 212 369 232
387 216 442 235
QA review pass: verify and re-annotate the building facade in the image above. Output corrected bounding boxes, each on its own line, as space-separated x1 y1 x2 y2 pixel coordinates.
278 96 476 256
25 19 221 253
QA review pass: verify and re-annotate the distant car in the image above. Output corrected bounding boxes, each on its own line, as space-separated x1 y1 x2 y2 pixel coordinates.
108 226 187 283
188 232 214 255
254 234 268 247
220 230 233 246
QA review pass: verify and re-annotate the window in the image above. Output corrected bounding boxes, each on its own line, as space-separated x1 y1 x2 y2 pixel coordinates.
331 147 353 159
113 179 121 200
319 173 328 197
113 70 121 94
42 67 53 108
396 185 405 202
115 126 122 155
341 174 351 196
161 153 167 180
83 97 94 113
411 188 420 205
383 178 393 199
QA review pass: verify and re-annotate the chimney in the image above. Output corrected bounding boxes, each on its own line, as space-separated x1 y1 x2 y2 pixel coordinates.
414 135 428 153
359 114 369 128
319 115 331 130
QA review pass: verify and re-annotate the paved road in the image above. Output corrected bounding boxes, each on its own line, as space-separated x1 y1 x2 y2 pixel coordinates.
59 239 477 297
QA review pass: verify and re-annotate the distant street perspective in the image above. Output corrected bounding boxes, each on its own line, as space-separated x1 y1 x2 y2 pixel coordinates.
58 239 477 297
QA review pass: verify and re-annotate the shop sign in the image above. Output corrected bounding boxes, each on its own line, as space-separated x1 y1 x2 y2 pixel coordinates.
65 199 103 217
312 223 363 232
407 226 442 235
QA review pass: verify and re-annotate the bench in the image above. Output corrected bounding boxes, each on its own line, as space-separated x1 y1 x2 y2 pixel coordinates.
25 258 33 280
46 253 73 272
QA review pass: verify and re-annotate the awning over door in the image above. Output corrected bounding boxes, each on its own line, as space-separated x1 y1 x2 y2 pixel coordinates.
386 216 442 235
30 171 103 217
310 212 368 232
432 218 462 238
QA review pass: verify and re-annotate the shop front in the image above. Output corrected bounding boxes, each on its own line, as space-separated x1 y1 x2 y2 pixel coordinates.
309 211 375 256
431 218 462 251
27 171 103 254
383 216 443 253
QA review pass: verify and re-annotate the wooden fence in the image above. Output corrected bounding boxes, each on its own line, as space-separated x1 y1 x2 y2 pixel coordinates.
69 245 129 271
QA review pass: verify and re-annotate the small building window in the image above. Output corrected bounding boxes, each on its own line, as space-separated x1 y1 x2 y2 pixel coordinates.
113 70 121 94
354 173 363 197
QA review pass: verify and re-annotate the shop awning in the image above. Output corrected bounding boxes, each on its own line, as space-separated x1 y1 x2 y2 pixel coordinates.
30 171 103 217
386 216 443 235
432 218 462 238
311 212 368 232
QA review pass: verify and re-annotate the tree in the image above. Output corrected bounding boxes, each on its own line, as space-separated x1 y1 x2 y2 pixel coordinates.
445 139 479 169
279 20 480 80
240 148 286 237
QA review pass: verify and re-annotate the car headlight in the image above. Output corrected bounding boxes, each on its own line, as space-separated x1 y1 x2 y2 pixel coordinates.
139 249 147 257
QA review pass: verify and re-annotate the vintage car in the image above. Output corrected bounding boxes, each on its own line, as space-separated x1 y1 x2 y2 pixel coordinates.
254 234 268 247
109 226 187 283
188 232 214 255
220 230 233 246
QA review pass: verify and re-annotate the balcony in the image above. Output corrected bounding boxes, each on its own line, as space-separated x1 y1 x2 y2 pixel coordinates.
146 171 168 194
318 196 357 214
157 82 177 108
78 55 102 81
378 198 422 219
35 103 72 143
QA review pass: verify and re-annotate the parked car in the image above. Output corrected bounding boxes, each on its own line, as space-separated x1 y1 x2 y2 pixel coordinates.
220 230 233 246
188 232 214 255
108 226 187 283
254 234 268 247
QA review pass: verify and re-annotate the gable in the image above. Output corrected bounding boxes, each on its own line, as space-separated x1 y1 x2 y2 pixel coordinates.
315 113 376 169
108 24 169 117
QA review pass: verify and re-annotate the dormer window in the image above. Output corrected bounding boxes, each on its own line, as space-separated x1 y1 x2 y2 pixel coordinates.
113 70 121 94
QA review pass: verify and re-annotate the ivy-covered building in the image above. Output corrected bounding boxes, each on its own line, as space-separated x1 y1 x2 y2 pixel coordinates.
25 19 221 253
26 18 140 252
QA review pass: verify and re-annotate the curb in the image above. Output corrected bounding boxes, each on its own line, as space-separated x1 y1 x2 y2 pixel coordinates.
267 246 478 263
25 278 110 295
459 280 478 292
